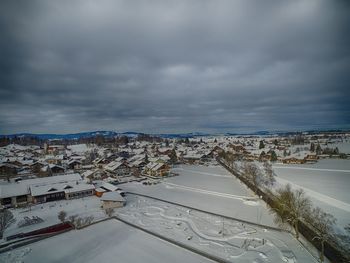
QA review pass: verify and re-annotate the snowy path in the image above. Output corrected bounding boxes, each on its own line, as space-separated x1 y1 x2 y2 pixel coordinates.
173 168 232 178
0 220 214 263
118 195 318 263
275 177 350 212
274 166 350 173
163 182 255 201
141 206 256 244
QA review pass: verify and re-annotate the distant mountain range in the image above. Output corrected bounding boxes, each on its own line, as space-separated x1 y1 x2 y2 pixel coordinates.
0 131 211 140
0 129 348 141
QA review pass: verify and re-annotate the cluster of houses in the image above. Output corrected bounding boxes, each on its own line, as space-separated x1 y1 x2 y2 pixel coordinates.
0 172 129 209
217 134 348 164
0 139 216 208
0 133 348 208
0 139 217 183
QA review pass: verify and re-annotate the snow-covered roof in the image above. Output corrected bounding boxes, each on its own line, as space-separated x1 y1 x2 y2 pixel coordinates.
146 162 166 171
95 187 107 193
0 173 82 198
30 181 94 196
66 144 88 153
104 161 127 172
0 182 29 198
100 191 125 202
82 170 94 178
183 151 204 159
129 159 145 167
100 182 119 192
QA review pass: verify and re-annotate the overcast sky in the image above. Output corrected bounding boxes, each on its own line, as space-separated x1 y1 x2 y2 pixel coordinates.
1 0 349 134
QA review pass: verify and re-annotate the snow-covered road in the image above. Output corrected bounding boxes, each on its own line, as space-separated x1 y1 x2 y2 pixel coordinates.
173 167 232 178
274 166 350 173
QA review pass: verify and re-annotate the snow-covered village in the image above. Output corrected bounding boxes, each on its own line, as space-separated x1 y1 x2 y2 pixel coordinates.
1 0 350 262
0 131 349 262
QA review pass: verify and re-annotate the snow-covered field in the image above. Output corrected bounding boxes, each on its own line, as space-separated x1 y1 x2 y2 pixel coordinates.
118 195 317 263
0 219 213 263
326 141 350 154
3 196 106 240
121 165 276 227
0 164 330 262
273 159 350 230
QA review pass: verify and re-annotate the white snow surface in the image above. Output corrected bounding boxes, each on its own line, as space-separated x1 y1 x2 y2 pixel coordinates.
117 195 317 263
0 219 214 263
273 159 350 230
4 196 106 239
122 165 277 227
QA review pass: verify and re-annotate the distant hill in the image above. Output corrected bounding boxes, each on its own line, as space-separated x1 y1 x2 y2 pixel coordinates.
1 129 349 141
0 131 121 140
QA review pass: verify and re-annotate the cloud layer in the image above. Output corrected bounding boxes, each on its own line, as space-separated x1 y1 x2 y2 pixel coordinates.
1 0 349 134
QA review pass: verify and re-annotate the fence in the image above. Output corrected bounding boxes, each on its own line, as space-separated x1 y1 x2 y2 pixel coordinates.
0 222 74 253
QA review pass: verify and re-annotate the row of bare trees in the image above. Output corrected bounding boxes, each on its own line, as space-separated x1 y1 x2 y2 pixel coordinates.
218 153 345 262
57 211 94 228
242 161 276 193
272 184 337 262
241 161 339 262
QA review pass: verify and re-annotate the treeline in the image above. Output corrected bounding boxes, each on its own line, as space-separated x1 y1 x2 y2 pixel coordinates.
136 134 163 143
0 136 45 147
0 133 166 147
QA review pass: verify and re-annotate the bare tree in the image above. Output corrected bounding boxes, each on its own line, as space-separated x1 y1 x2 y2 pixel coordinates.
83 216 94 226
87 174 94 184
232 161 239 172
75 217 83 228
307 207 336 262
273 184 311 239
263 161 275 187
68 214 78 224
226 153 236 169
57 210 67 223
243 162 261 194
0 209 15 239
104 208 114 218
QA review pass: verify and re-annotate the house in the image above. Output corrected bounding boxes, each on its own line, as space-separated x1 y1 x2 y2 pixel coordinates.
228 143 246 153
45 155 64 165
30 181 95 203
67 160 82 170
49 164 65 174
93 158 109 168
100 191 126 209
0 173 94 207
45 145 65 155
282 157 306 164
304 154 318 162
30 161 47 175
0 182 29 208
104 161 130 177
95 187 107 197
182 151 207 164
144 162 169 177
129 159 147 177
0 163 18 180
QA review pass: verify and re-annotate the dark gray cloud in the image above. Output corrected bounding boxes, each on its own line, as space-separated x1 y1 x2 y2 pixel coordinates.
1 0 349 134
